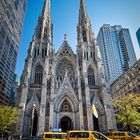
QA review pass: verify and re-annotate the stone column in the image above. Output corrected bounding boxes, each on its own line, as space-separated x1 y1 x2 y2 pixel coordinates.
103 89 117 132
85 86 93 130
49 63 55 131
82 59 93 130
17 84 28 139
77 71 84 129
38 83 47 134
79 101 84 130
49 100 54 131
51 75 55 95
56 112 59 128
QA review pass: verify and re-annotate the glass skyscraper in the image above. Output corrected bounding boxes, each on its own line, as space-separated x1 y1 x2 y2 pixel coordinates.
0 0 27 105
136 28 140 47
97 24 137 85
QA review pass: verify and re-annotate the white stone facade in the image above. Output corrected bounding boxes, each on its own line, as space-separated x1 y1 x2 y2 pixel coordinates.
16 0 116 137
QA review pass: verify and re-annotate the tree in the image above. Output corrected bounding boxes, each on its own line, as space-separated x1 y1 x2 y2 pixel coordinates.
113 94 140 131
0 106 19 138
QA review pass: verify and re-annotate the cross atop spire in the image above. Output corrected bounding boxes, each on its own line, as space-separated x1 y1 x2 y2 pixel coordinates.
79 0 89 24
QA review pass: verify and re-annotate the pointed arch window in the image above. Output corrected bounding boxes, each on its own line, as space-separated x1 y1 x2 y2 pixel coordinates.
34 49 37 58
43 27 48 39
42 49 44 58
78 52 82 66
88 66 95 86
82 28 87 42
56 58 76 89
36 26 42 39
34 64 43 84
60 99 72 112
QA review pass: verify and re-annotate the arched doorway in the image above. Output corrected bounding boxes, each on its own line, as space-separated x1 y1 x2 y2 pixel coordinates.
31 110 38 136
93 115 99 131
59 116 73 132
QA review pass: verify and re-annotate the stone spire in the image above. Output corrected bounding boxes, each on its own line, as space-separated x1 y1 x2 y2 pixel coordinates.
79 0 88 24
77 0 95 45
35 0 52 44
41 0 51 20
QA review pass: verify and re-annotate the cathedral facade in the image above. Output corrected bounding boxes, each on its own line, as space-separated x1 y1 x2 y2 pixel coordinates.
16 0 116 137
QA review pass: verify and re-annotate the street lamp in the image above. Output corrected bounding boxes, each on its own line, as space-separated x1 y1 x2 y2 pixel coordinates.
31 103 36 136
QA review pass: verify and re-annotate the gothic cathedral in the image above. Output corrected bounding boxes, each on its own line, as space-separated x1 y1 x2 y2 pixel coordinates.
16 0 116 137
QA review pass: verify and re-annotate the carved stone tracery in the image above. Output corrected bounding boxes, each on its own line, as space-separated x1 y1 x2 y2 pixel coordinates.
56 58 77 89
60 99 72 112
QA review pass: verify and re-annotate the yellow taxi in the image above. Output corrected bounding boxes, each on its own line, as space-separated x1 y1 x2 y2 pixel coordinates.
42 132 67 140
67 130 112 140
106 131 140 140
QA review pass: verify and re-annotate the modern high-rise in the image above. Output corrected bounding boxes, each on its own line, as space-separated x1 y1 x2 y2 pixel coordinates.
97 24 137 85
9 74 18 106
136 28 140 47
16 0 116 137
0 0 27 105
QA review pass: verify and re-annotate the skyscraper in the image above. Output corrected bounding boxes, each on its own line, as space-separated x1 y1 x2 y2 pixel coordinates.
16 0 116 137
0 0 27 105
97 24 137 85
136 28 140 47
9 74 18 106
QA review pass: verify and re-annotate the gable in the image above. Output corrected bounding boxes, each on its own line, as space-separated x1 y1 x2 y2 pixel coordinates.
56 40 76 61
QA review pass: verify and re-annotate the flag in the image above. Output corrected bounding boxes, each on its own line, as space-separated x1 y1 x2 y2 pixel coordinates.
92 103 98 118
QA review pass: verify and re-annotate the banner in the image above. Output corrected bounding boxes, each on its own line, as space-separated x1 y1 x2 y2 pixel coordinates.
92 103 98 118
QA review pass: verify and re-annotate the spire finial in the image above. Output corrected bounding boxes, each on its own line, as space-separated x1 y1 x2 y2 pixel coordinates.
81 0 84 5
79 0 88 23
41 0 50 19
77 0 95 45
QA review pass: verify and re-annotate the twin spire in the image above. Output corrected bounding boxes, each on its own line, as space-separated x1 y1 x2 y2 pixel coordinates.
41 0 89 24
35 0 91 44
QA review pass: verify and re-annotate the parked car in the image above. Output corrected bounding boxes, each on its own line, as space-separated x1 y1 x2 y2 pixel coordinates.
42 132 66 140
106 131 140 140
67 130 111 140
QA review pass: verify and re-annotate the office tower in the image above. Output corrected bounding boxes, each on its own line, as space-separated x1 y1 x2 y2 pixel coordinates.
9 74 18 106
17 0 116 137
136 28 140 47
97 24 137 85
0 0 27 105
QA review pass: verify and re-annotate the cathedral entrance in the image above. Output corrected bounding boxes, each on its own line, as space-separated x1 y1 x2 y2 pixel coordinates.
31 110 38 136
59 116 73 132
93 115 99 131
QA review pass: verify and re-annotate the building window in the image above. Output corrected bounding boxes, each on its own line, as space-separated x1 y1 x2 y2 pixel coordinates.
15 0 19 10
82 28 87 42
22 0 27 12
56 58 76 89
0 26 6 41
43 27 47 38
60 99 72 112
34 64 43 84
88 66 95 86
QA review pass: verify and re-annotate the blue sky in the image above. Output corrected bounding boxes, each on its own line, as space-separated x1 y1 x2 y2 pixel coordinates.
16 0 140 78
